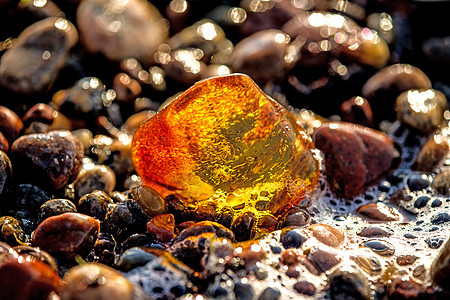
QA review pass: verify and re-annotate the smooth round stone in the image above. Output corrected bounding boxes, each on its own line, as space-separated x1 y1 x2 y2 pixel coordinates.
61 263 136 300
132 74 319 217
414 196 430 209
282 11 389 69
293 281 316 296
357 202 402 222
0 17 78 94
74 164 116 198
431 212 450 225
32 212 100 259
362 240 395 256
351 255 382 275
174 221 235 243
340 96 374 128
231 211 255 242
0 151 12 197
231 29 293 85
408 174 430 191
357 226 393 237
78 190 114 220
307 224 345 247
281 229 306 249
432 170 450 196
313 122 399 199
0 259 62 300
412 135 449 172
362 64 432 100
276 207 311 229
0 133 8 152
426 237 444 249
0 106 23 144
131 185 167 217
76 0 168 64
0 216 27 246
11 130 84 189
38 199 77 224
395 89 447 134
307 248 340 273
22 103 56 127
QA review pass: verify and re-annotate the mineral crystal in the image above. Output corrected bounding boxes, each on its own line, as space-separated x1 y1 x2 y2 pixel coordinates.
132 74 320 218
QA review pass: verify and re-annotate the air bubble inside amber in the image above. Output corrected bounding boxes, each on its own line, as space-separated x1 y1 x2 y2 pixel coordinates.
132 74 319 217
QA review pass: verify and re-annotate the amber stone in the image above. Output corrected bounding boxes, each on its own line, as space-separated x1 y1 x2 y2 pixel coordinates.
132 74 319 219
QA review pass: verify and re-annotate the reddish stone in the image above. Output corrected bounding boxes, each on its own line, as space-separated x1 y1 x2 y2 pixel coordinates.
0 106 23 144
313 122 400 199
32 212 100 259
307 224 345 248
0 259 62 300
0 132 8 152
340 96 374 128
147 214 176 243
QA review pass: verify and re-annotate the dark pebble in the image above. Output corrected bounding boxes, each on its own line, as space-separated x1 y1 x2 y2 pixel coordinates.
78 190 114 220
414 196 430 209
38 199 77 224
362 240 395 256
358 226 393 237
11 131 83 190
0 106 23 144
258 287 280 300
73 164 116 199
407 175 430 191
404 233 416 239
175 221 235 244
281 229 305 249
231 212 255 242
307 248 340 273
270 245 282 254
234 282 253 300
426 237 444 249
276 207 310 229
131 185 167 217
431 212 450 225
0 151 12 197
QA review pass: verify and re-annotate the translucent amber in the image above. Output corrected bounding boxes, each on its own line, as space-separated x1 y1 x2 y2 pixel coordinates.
132 74 319 217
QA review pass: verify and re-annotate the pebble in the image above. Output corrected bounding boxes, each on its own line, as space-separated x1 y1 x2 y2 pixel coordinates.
11 130 84 190
231 30 292 85
76 0 168 64
31 212 100 259
281 229 306 249
234 282 254 300
131 185 167 217
426 237 444 249
74 164 116 198
169 232 216 270
327 267 372 300
395 89 447 134
362 64 432 100
276 207 310 229
340 96 374 128
307 224 345 248
14 245 58 272
351 255 382 275
0 258 62 300
388 277 426 299
0 106 23 144
38 199 77 224
193 200 233 227
0 133 8 152
430 212 450 225
61 263 139 300
412 135 449 172
0 151 12 197
293 281 316 296
408 174 430 192
78 190 114 220
0 216 27 246
432 169 450 196
231 211 255 242
0 17 78 94
146 214 176 243
313 122 399 198
357 202 402 222
397 255 419 266
358 226 394 237
173 221 235 244
414 195 430 209
362 240 395 256
113 73 142 103
307 248 341 273
258 287 280 300
117 247 159 272
54 77 105 121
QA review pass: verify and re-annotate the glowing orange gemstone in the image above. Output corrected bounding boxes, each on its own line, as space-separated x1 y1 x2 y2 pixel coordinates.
132 74 319 216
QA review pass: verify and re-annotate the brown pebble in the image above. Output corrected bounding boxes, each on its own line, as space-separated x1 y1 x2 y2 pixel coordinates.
276 207 310 229
293 281 316 296
280 250 300 266
340 96 374 128
174 221 235 243
396 254 419 266
412 135 449 172
32 212 100 259
61 263 136 300
0 259 62 300
307 223 345 247
22 103 57 126
313 122 400 199
11 130 84 189
357 202 402 222
78 190 114 220
147 214 176 243
131 185 167 217
0 151 12 197
307 248 340 273
432 169 450 196
231 211 256 242
0 106 23 144
0 133 8 152
113 73 142 103
358 226 393 238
